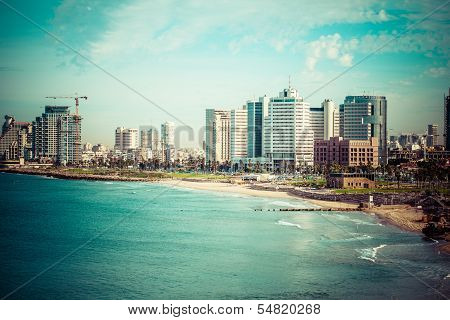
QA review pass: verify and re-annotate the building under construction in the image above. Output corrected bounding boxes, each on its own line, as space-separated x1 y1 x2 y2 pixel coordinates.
33 106 82 165
0 115 33 161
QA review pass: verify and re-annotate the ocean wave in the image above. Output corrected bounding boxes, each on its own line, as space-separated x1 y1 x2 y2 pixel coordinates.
270 200 308 208
276 220 302 229
104 181 114 184
356 244 387 263
322 213 383 226
330 233 373 242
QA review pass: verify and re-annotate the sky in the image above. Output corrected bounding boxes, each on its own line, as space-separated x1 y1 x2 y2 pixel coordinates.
0 0 449 147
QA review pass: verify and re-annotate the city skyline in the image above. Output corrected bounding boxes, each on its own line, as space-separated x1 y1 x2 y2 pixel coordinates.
0 0 449 146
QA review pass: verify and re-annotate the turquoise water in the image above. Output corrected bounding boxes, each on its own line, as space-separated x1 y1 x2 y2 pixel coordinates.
0 172 449 299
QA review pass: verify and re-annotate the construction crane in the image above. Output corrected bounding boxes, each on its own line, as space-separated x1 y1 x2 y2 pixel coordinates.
45 95 88 165
45 95 87 117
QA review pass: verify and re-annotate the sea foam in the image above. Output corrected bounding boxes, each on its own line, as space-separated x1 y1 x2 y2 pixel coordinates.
276 220 303 229
356 244 387 263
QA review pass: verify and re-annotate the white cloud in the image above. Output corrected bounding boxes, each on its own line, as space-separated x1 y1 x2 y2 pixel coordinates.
59 0 396 61
425 67 448 78
305 33 354 71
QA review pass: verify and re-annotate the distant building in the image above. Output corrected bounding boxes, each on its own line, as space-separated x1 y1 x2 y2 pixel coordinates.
230 107 247 163
140 127 159 151
445 89 450 151
247 96 269 158
33 106 82 165
161 122 175 162
341 95 387 164
310 99 339 141
0 115 32 161
314 136 379 167
426 124 438 147
264 87 314 170
83 142 92 152
114 127 138 151
205 109 230 163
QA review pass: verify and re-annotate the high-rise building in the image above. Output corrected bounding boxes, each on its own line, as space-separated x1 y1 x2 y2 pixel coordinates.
161 122 175 147
247 96 269 158
341 95 387 164
445 89 450 151
205 109 230 164
230 107 247 163
0 115 32 161
426 124 438 147
264 87 314 170
33 106 82 165
311 99 340 141
114 127 138 151
140 127 159 151
161 122 175 162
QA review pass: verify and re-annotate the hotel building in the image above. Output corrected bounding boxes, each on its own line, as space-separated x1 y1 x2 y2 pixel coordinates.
264 87 314 170
314 136 379 167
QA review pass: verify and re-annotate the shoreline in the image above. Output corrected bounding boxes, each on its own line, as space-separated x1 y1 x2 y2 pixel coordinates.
1 168 429 235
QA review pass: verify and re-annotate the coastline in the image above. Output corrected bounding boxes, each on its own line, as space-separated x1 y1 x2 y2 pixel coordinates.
0 168 428 235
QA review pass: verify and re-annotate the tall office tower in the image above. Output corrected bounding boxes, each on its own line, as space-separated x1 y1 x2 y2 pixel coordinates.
140 127 159 150
426 124 438 147
342 95 387 164
0 115 32 160
161 122 175 162
310 99 339 141
247 96 269 158
230 107 247 162
205 109 231 163
33 106 82 165
114 127 139 151
264 87 314 171
445 89 450 151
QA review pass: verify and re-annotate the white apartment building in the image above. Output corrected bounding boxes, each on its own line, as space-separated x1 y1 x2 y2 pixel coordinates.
311 99 339 141
230 107 247 163
205 109 231 163
115 127 138 151
264 87 314 170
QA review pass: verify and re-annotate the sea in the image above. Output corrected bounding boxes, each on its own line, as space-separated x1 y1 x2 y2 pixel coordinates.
0 172 449 299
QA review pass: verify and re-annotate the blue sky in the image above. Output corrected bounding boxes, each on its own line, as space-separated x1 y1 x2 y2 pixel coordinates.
0 0 449 147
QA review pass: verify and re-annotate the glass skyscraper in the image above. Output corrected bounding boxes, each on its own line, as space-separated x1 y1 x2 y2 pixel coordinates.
247 96 268 159
342 95 387 164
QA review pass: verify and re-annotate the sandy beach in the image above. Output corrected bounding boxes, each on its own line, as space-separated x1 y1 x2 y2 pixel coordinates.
365 205 425 233
161 179 429 234
161 179 296 199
